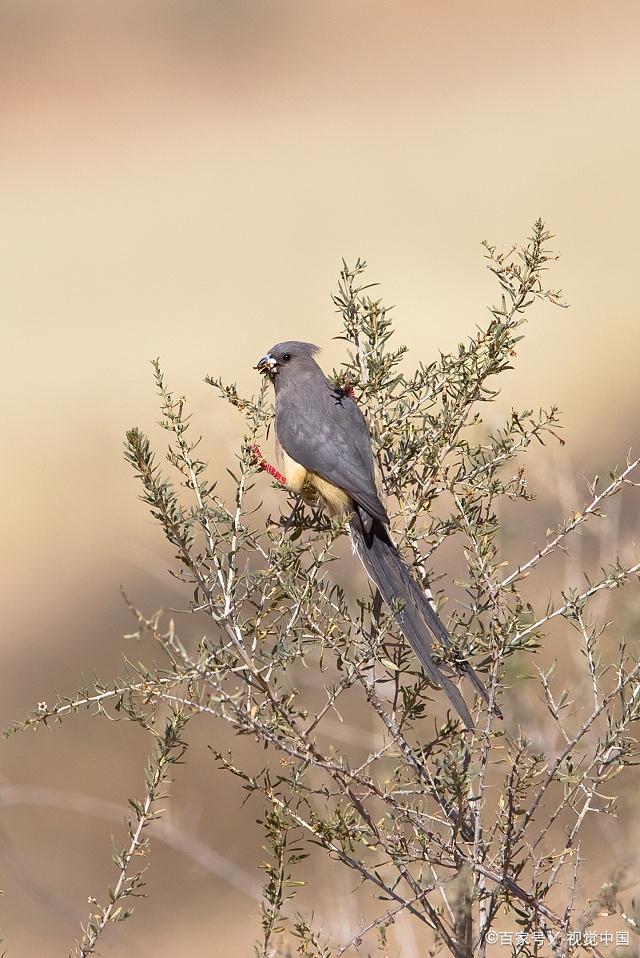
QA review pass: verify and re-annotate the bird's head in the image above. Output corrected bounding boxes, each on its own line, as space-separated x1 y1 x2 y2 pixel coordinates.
255 342 321 384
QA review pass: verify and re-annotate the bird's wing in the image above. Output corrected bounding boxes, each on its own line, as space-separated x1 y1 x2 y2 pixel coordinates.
276 382 389 524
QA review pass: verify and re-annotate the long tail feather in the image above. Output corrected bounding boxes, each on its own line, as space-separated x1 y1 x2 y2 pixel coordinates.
416 594 500 716
350 511 500 730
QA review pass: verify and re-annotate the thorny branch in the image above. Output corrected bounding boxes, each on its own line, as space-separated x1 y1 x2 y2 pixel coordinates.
6 222 639 958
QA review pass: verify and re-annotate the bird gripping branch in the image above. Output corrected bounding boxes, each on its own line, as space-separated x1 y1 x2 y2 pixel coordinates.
255 341 497 730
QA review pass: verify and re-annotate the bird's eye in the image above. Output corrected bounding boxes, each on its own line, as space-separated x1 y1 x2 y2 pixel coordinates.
282 353 291 362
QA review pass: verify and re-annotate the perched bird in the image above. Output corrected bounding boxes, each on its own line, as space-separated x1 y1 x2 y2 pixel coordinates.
255 340 496 729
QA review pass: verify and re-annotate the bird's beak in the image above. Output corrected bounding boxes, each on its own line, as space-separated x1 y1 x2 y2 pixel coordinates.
255 353 278 375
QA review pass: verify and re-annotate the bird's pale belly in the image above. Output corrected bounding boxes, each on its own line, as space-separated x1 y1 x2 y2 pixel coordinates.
279 448 352 517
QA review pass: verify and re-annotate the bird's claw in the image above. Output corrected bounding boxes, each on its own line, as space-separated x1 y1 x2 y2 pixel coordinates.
250 445 287 486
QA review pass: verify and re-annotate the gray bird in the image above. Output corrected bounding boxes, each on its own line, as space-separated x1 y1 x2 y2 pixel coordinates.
256 340 496 729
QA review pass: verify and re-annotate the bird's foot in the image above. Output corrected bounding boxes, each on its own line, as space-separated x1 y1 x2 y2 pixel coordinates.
250 445 287 486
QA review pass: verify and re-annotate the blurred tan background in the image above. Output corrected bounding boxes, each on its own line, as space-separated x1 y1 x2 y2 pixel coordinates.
2 2 640 955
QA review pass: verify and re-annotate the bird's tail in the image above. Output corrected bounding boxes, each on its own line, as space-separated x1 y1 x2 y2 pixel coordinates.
350 511 499 730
